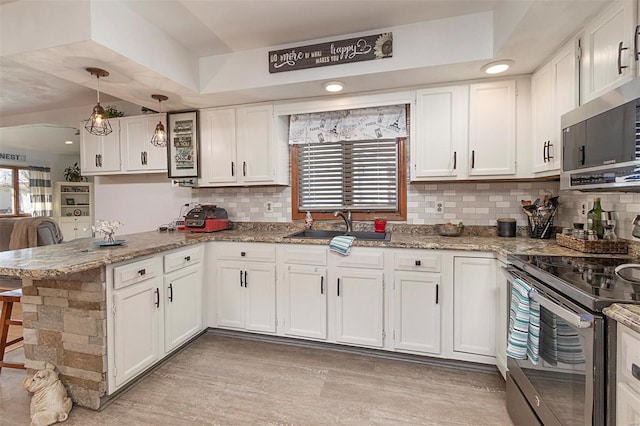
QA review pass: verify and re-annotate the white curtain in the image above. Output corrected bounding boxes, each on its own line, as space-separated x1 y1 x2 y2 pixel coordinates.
28 166 53 217
289 104 407 144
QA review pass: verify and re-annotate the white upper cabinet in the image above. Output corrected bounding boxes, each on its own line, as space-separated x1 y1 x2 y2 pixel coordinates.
199 104 288 187
199 108 237 184
412 86 469 179
580 0 637 103
468 80 517 176
412 80 518 181
532 41 577 174
121 114 168 173
81 114 168 176
80 121 121 175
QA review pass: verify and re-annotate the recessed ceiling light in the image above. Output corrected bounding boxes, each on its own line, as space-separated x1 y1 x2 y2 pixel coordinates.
64 140 73 145
481 60 514 75
323 81 344 93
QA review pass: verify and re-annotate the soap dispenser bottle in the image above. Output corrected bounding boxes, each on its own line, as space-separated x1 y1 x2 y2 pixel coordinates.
304 211 314 229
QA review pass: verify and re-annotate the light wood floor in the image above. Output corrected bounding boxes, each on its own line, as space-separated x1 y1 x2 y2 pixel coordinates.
0 332 512 425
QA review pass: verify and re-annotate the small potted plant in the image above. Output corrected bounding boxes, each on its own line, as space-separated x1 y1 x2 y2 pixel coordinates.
374 217 387 233
63 163 86 182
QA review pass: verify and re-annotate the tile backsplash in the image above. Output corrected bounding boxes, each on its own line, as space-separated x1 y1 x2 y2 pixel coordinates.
196 182 640 241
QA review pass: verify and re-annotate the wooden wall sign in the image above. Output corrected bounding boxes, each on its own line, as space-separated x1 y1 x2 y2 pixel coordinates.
269 33 392 73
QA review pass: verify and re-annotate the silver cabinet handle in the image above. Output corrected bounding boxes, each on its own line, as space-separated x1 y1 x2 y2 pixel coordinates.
141 152 145 165
635 25 640 61
95 154 99 167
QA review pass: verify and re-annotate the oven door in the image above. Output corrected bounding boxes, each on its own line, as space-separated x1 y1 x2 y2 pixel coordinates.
503 267 605 426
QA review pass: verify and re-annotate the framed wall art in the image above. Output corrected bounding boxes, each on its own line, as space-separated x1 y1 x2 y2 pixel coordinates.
167 110 200 178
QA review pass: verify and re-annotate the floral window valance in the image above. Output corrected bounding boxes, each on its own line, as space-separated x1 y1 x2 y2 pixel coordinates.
288 104 407 144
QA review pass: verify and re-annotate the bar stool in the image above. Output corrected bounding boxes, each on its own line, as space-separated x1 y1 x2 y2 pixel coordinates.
0 288 25 374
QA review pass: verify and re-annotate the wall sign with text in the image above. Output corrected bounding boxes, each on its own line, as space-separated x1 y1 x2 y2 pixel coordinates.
269 33 392 73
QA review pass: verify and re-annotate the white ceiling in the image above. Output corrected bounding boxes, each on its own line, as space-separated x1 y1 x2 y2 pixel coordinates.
0 124 79 154
0 0 611 152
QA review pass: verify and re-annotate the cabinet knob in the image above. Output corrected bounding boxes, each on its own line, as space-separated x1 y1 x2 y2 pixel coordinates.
415 260 421 266
184 255 191 262
138 269 146 276
241 251 246 257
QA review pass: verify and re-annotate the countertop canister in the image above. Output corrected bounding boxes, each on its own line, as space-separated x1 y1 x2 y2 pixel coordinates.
497 218 517 237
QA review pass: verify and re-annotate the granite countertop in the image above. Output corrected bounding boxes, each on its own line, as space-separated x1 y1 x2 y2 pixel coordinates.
0 223 636 278
603 304 640 334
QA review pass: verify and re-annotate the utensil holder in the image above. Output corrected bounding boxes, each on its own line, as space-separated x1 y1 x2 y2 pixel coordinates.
527 207 556 239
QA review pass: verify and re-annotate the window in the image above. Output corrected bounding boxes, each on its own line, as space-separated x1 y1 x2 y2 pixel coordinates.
0 166 31 216
291 138 406 220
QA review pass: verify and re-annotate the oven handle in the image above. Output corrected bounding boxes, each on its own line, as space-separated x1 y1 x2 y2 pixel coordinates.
503 266 594 329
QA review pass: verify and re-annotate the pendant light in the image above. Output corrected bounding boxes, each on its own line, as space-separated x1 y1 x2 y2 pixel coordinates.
84 67 112 136
150 94 168 147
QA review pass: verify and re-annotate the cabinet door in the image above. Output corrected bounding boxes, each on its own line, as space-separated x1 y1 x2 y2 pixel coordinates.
551 43 577 171
59 222 77 241
99 123 122 173
113 278 161 388
333 268 384 348
200 109 237 185
73 219 92 239
282 266 327 340
244 262 276 333
531 63 554 173
617 383 640 426
236 105 274 183
581 1 636 103
122 115 167 173
468 81 516 176
80 132 103 174
216 261 245 329
413 86 468 179
495 261 509 379
393 271 440 354
164 265 203 353
453 257 497 357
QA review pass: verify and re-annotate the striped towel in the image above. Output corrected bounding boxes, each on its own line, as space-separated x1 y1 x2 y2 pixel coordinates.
506 278 541 364
329 235 356 256
540 309 586 366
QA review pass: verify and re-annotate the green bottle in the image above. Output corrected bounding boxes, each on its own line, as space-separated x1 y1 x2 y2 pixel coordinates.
587 197 604 239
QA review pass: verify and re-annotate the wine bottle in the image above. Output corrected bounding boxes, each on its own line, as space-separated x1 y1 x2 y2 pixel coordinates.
587 197 604 239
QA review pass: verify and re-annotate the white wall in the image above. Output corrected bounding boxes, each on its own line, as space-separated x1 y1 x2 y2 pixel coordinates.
0 148 79 183
93 174 194 235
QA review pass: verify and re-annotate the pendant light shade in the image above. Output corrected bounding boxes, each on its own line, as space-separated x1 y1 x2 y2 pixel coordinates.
84 67 112 136
150 94 168 147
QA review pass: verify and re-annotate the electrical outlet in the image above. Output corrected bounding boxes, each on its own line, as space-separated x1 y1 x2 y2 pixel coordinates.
435 201 445 215
265 202 273 212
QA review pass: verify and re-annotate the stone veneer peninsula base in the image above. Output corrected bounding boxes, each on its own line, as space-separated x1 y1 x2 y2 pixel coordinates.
20 267 107 410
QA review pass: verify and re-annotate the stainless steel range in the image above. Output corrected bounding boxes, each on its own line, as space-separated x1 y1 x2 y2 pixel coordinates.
504 254 640 426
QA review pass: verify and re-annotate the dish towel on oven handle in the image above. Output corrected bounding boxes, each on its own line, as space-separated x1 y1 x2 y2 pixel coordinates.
506 278 540 364
329 235 356 256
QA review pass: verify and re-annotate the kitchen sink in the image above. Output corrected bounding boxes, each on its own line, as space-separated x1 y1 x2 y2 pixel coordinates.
285 230 391 241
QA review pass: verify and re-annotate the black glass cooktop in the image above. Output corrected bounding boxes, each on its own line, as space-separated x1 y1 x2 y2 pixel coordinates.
508 254 640 311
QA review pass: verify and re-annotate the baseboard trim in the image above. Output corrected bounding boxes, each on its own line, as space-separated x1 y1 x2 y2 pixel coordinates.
206 328 499 374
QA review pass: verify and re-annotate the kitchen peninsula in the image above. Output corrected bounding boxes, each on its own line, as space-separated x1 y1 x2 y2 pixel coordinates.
0 224 632 410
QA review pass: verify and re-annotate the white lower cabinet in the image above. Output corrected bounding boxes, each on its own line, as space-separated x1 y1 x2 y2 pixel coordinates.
393 271 441 354
495 259 509 378
616 323 640 425
453 256 497 357
281 265 327 340
113 273 162 389
216 260 276 333
331 267 384 348
164 265 203 353
108 245 205 394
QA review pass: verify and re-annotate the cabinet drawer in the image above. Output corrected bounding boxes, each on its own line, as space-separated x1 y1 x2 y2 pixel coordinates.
330 248 383 269
281 245 327 266
394 250 441 272
164 245 204 274
216 243 276 262
113 257 161 290
619 324 640 393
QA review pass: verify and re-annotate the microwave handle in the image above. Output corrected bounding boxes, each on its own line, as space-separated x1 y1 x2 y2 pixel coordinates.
504 267 594 329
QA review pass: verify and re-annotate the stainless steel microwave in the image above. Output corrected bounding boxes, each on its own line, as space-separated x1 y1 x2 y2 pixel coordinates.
560 79 640 191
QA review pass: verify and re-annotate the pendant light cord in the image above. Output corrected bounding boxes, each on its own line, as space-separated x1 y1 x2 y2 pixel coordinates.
96 75 100 104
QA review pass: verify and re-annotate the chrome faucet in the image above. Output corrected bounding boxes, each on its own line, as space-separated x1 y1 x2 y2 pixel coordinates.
333 210 352 233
